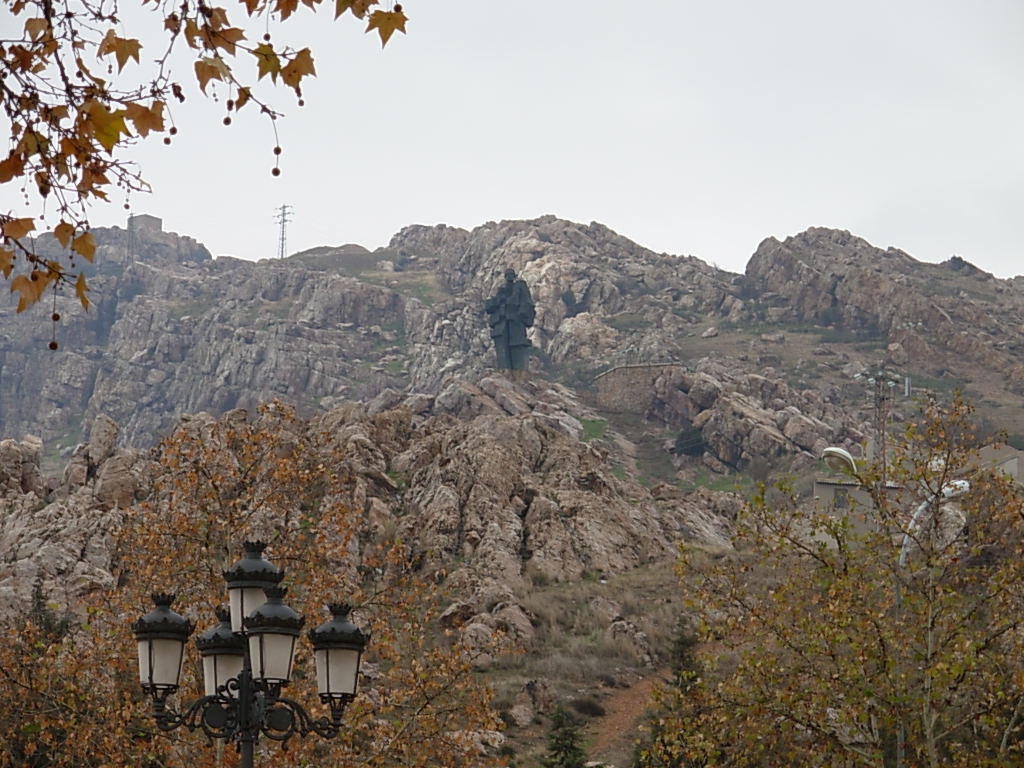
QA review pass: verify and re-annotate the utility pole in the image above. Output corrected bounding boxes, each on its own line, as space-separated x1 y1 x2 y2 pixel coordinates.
274 204 293 259
855 366 900 489
126 213 136 264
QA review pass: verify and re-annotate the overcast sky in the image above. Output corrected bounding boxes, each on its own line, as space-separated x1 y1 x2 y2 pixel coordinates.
85 1 1024 277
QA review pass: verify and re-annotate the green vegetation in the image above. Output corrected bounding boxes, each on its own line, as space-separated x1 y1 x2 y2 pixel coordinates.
540 707 588 768
605 312 651 332
672 426 705 457
260 297 295 320
360 271 449 307
580 418 608 442
649 395 1024 767
168 296 218 319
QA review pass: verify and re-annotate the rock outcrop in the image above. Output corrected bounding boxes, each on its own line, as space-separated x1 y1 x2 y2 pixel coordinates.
0 378 736 627
745 228 1024 393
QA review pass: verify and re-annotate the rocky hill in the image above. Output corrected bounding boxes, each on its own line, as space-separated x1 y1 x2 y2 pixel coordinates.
4 215 1024 765
5 215 1024 469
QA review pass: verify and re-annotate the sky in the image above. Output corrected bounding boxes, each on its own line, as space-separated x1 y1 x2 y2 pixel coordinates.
33 1 1024 276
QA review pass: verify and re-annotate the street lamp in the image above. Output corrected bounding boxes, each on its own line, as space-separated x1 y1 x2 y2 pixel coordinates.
821 446 970 768
131 541 367 768
821 446 858 477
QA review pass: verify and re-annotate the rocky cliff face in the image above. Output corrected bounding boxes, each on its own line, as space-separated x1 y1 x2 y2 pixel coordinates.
3 214 1023 473
745 228 1024 393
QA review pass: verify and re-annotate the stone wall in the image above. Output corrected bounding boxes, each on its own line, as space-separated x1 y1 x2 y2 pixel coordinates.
594 364 684 414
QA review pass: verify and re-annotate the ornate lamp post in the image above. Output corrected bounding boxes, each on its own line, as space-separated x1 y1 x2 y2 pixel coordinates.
131 541 367 768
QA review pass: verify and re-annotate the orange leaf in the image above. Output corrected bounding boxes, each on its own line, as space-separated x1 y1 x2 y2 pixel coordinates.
125 101 165 137
76 272 90 311
98 30 143 72
235 86 252 110
281 48 315 90
194 57 230 93
0 249 12 279
274 0 299 21
0 153 26 183
53 221 74 248
184 18 201 48
72 231 96 262
113 37 143 72
366 9 407 47
212 27 246 55
2 217 35 239
10 271 50 312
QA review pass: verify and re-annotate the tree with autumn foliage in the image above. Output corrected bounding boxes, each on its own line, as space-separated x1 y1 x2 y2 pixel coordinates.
643 394 1024 768
1 0 408 313
0 401 504 768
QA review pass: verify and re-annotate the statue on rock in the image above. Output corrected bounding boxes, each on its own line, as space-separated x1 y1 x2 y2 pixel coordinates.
485 268 535 379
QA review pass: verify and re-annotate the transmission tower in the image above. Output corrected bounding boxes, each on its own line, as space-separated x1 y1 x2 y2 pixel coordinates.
126 212 136 264
274 204 293 259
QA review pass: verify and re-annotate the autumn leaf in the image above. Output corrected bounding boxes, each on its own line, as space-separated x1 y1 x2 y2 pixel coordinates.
97 30 142 72
235 86 252 110
0 153 26 183
194 57 230 94
53 221 75 249
274 0 299 21
366 8 407 47
211 27 246 56
24 17 49 41
72 232 96 262
253 43 281 82
208 7 230 29
75 272 90 310
11 271 50 312
113 38 142 72
348 0 377 18
281 48 316 91
2 217 35 240
84 102 130 152
0 249 12 279
124 102 165 137
184 18 202 48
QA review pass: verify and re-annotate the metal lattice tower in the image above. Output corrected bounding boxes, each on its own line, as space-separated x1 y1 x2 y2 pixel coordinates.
274 204 293 259
126 213 136 264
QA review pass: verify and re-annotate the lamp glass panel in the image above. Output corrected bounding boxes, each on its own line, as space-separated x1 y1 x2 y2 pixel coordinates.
137 639 151 685
230 586 269 632
139 638 185 689
249 633 297 683
315 647 360 696
202 653 243 696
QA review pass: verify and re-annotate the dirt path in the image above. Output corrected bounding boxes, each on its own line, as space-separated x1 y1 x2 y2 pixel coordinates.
587 671 665 767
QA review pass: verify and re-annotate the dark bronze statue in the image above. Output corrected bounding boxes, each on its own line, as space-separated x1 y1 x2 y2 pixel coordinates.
484 268 535 372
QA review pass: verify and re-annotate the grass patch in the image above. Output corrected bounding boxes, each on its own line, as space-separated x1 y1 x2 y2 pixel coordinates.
360 271 449 307
169 297 218 319
677 467 751 494
260 297 295 320
580 418 608 442
605 313 651 332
